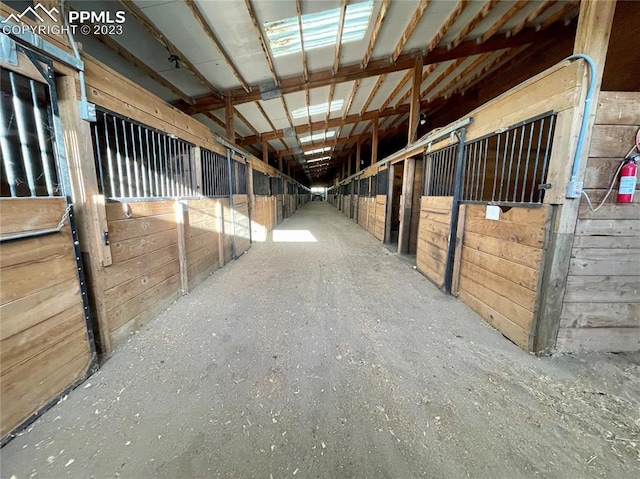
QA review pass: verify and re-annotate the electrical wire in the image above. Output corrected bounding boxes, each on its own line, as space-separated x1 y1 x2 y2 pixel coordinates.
581 143 639 212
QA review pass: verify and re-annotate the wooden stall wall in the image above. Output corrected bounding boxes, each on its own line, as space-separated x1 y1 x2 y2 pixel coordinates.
416 197 453 289
251 196 276 242
1 198 93 439
374 195 386 241
457 205 552 350
409 159 424 254
103 201 182 345
276 195 284 224
557 92 640 352
186 199 224 288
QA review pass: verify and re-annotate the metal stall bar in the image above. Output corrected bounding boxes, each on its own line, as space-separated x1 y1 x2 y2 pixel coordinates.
443 129 466 294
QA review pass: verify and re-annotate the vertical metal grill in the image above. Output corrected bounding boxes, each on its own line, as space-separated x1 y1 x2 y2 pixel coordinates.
91 109 196 199
461 112 556 204
358 177 369 196
201 149 230 197
270 176 283 195
376 169 389 195
232 160 247 195
252 169 271 195
1 69 60 197
423 144 459 197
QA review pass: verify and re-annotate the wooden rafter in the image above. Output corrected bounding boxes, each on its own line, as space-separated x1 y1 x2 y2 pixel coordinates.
429 52 493 100
360 75 387 115
244 0 279 86
238 98 448 146
362 0 391 68
176 21 574 113
333 0 348 74
342 80 360 120
234 107 259 136
391 0 432 63
408 56 422 144
91 32 193 105
424 0 469 55
421 58 466 101
538 1 579 30
394 64 437 108
379 70 413 111
118 0 221 99
510 0 557 36
296 0 309 83
479 0 529 44
448 0 499 50
183 0 250 93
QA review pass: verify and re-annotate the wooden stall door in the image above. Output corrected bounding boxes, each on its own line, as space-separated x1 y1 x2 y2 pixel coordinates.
456 205 552 350
416 197 453 288
1 198 95 441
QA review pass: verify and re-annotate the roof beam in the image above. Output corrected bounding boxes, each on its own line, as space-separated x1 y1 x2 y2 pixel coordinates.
361 0 391 68
424 0 469 54
175 21 569 114
91 31 194 105
118 0 222 100
360 74 386 114
244 0 279 86
448 0 499 50
391 0 432 63
510 0 557 36
333 0 348 74
183 0 250 93
479 0 529 44
295 0 309 83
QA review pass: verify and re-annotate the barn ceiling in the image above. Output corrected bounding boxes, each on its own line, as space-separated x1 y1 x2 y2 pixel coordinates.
69 0 580 182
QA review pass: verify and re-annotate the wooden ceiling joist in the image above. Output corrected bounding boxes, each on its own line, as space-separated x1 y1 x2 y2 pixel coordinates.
510 0 557 37
448 0 499 50
478 0 529 44
118 0 222 100
391 0 432 63
296 0 309 83
424 0 469 55
92 32 193 105
361 0 391 69
175 21 571 114
333 0 348 74
244 0 279 86
183 0 250 93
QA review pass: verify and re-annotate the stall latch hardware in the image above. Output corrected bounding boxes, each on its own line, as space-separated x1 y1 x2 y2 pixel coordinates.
103 231 110 246
538 183 552 190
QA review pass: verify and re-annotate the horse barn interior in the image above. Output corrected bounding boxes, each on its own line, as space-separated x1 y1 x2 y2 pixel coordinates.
1 0 639 475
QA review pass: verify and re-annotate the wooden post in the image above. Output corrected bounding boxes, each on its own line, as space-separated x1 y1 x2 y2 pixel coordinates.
384 164 394 244
398 158 416 254
262 142 269 164
408 56 422 145
341 159 346 180
56 75 112 354
533 0 616 354
175 201 189 295
347 152 352 177
247 161 255 220
372 114 379 166
225 96 235 142
356 139 361 172
278 154 284 173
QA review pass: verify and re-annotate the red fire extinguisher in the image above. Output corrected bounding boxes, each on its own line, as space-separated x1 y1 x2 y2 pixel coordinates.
617 157 638 203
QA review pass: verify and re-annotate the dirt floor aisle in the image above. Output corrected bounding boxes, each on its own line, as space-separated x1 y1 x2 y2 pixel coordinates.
2 202 639 478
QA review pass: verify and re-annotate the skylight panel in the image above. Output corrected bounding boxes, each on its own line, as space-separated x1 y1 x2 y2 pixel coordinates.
300 131 336 143
264 0 374 57
292 100 344 119
305 147 331 155
307 156 331 163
